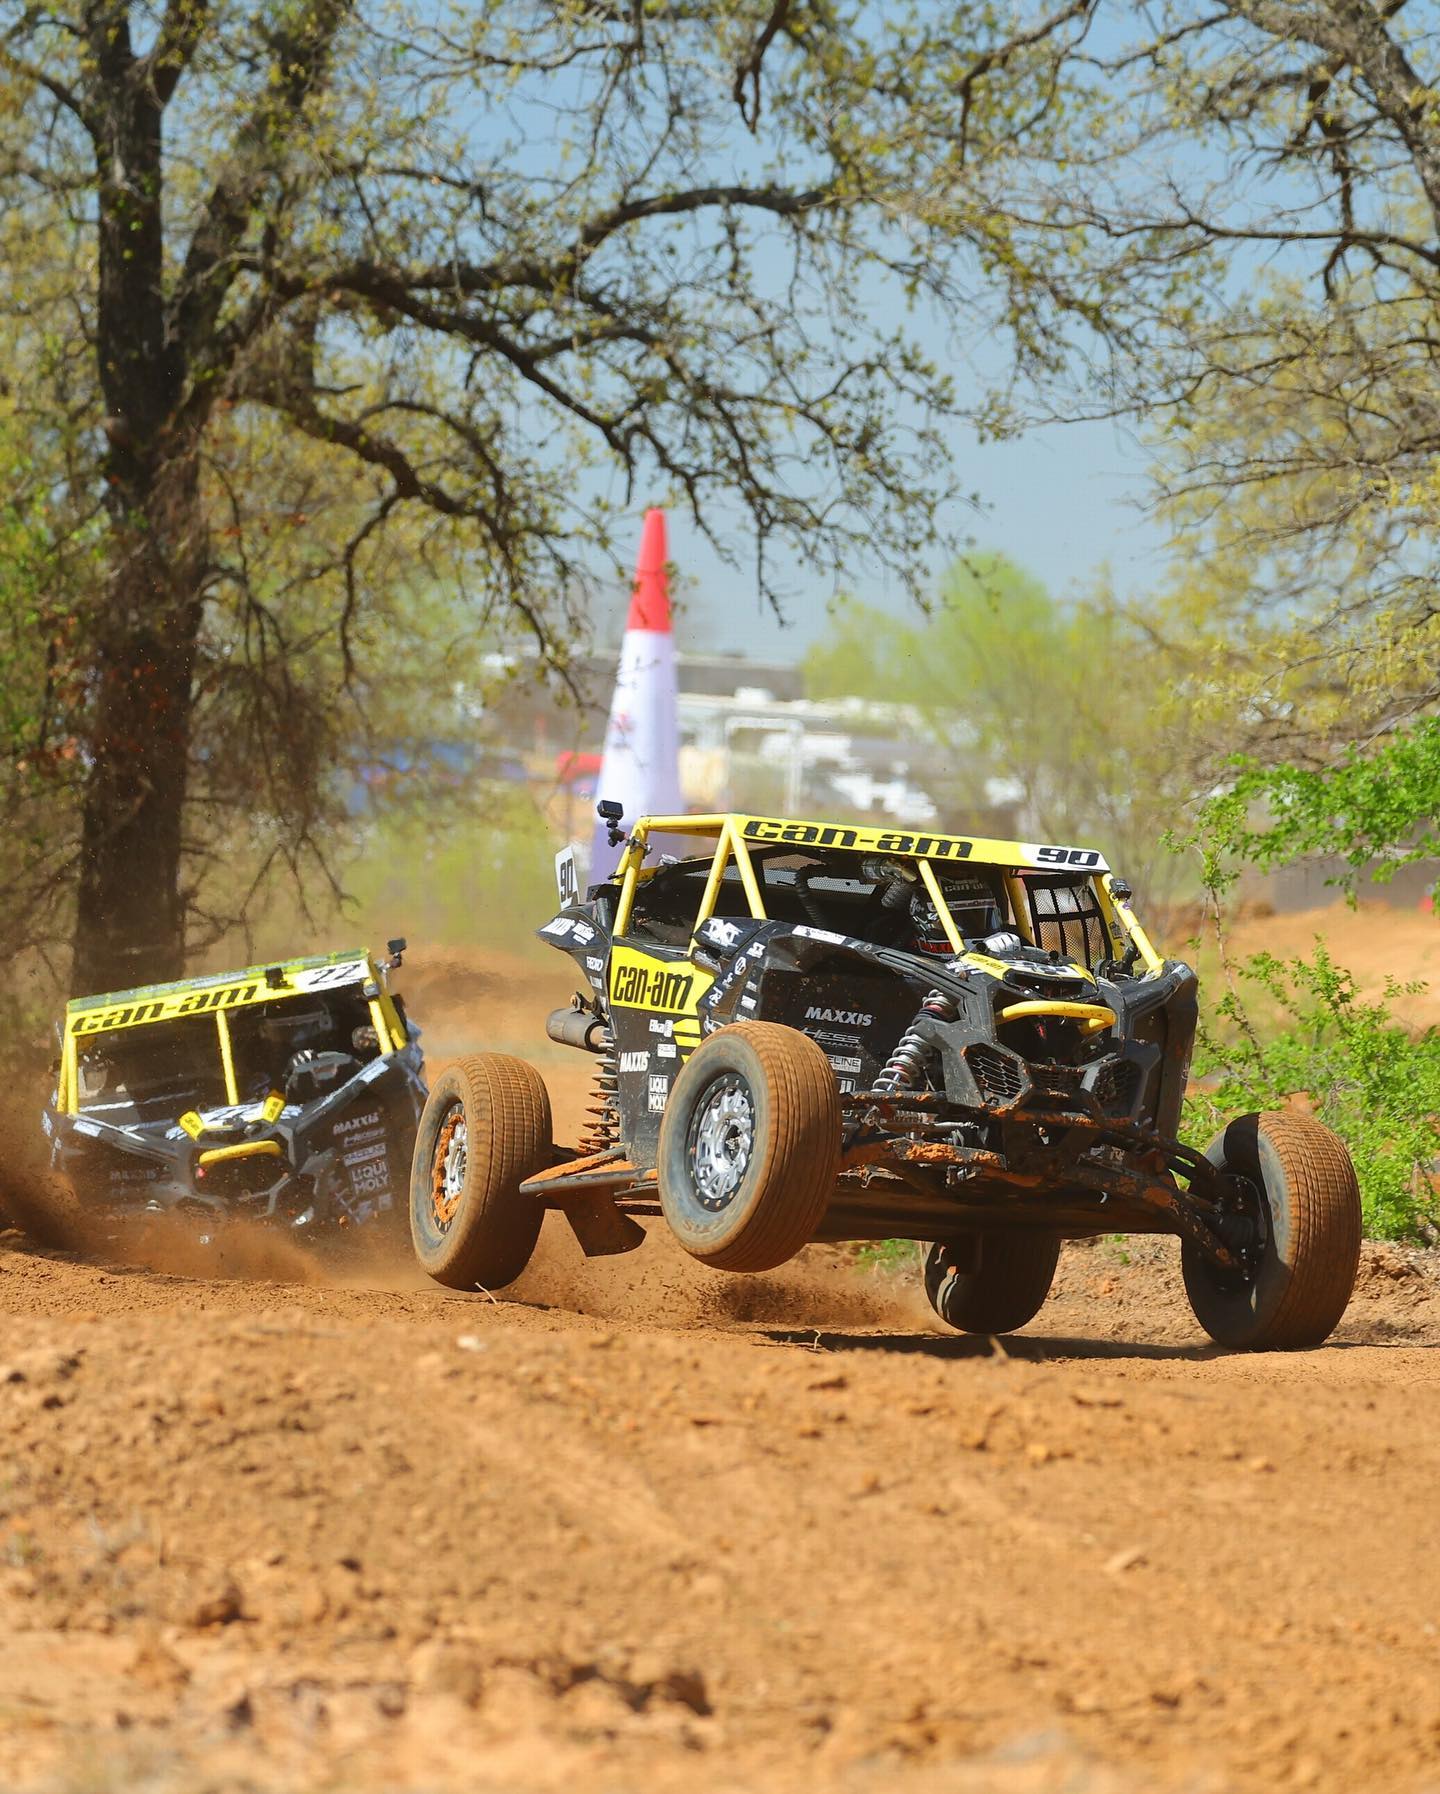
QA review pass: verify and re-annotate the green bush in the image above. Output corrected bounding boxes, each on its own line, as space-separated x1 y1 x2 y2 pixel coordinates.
342 794 560 959
1183 942 1440 1241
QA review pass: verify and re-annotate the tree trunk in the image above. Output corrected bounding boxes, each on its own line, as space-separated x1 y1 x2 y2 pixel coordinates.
69 22 205 998
70 453 204 997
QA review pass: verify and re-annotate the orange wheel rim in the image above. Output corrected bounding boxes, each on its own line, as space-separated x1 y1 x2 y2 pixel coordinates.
430 1106 467 1230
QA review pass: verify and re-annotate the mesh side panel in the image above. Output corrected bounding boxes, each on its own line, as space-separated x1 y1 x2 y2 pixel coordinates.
966 1043 1027 1105
1091 1058 1141 1117
1028 883 1109 968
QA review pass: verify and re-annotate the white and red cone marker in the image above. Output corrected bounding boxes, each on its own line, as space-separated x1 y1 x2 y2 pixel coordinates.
590 508 684 881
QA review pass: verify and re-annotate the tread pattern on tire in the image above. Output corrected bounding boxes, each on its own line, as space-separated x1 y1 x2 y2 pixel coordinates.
926 1230 1060 1334
1185 1110 1361 1350
1249 1110 1361 1348
411 1053 550 1291
660 1021 839 1273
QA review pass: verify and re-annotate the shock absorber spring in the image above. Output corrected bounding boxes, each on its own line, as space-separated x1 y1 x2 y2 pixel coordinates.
578 1028 620 1154
874 990 959 1095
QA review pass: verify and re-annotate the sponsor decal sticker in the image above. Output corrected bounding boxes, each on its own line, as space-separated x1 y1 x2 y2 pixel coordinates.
647 1074 669 1113
349 1158 389 1194
735 815 1109 872
794 925 847 945
619 1051 649 1073
608 946 713 1013
66 957 375 1035
656 1042 677 1059
335 1109 382 1133
805 1006 873 1027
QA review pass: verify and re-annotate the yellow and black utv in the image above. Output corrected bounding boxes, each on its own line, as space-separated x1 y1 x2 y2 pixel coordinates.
410 810 1360 1350
47 946 426 1239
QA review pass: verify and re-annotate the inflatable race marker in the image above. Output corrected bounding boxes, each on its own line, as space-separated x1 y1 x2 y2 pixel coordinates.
590 509 684 880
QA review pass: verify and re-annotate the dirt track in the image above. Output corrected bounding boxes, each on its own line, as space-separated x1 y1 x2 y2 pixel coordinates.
5 938 1440 1793
3 1214 1440 1794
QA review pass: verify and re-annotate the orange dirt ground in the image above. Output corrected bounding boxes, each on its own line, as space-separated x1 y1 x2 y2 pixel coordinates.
1208 899 1440 1030
3 937 1439 1794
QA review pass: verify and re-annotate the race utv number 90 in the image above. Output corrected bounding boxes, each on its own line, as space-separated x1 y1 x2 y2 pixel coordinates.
409 809 1361 1350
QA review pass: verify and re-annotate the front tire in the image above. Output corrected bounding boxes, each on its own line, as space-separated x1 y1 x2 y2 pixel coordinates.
409 1055 551 1290
657 1022 839 1272
923 1231 1060 1334
1182 1111 1360 1350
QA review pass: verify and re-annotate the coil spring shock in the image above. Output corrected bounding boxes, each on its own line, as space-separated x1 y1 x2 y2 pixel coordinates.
578 1029 620 1154
874 990 959 1095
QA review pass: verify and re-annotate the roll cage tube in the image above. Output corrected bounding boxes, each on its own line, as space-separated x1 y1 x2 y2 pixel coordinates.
1097 874 1165 975
612 814 1165 978
613 815 768 937
56 952 409 1119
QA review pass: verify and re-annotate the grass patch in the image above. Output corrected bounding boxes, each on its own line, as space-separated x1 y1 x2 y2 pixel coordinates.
851 1238 921 1274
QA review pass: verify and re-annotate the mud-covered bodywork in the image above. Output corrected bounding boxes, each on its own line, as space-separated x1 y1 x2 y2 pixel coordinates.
46 949 427 1235
534 813 1248 1273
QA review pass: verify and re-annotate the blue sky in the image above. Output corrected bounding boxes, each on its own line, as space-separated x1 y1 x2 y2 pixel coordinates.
610 409 1169 664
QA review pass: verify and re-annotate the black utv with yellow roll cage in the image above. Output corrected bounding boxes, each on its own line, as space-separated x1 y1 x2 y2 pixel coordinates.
410 811 1361 1349
47 946 426 1240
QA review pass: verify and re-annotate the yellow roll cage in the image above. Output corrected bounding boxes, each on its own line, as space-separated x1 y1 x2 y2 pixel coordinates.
607 812 1164 990
57 949 406 1120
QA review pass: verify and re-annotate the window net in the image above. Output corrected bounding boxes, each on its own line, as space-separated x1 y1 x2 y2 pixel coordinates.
1025 879 1111 969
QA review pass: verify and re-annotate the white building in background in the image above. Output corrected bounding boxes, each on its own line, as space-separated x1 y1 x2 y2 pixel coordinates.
677 684 949 823
449 647 1019 834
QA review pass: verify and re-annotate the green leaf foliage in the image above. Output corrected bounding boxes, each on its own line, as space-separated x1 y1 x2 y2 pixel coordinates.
807 555 1201 908
1184 943 1440 1242
1226 722 1440 892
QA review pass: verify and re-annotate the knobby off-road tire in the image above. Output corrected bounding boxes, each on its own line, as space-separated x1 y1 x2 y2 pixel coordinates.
657 1022 840 1273
1183 1111 1361 1350
410 1054 551 1291
923 1231 1061 1334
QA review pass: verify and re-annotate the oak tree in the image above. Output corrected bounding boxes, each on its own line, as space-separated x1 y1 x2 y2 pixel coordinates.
0 0 1123 993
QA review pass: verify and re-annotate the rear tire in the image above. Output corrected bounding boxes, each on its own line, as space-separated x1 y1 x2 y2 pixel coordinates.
923 1231 1060 1333
1182 1111 1360 1349
410 1055 551 1290
657 1022 839 1272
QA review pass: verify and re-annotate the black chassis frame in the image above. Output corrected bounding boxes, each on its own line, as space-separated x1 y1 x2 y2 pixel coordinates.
46 1036 428 1230
541 902 1254 1277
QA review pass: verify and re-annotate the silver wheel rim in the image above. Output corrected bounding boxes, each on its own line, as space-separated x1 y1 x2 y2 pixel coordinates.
688 1073 755 1213
430 1103 468 1231
442 1118 468 1198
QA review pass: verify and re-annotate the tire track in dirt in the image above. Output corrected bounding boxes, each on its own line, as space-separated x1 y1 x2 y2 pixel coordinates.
4 943 1439 1793
2 1218 1439 1794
